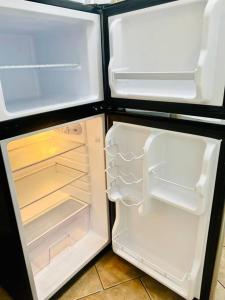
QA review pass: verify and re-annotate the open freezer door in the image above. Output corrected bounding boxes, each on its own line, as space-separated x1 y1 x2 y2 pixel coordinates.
105 0 225 110
105 112 225 300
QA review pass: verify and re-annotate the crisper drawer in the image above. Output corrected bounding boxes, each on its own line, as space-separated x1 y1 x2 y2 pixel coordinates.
25 198 89 275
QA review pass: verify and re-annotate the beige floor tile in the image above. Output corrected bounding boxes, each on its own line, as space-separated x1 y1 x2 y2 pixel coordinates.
80 279 150 300
59 266 103 300
214 282 225 300
0 287 12 300
141 276 184 300
95 250 143 289
218 247 225 287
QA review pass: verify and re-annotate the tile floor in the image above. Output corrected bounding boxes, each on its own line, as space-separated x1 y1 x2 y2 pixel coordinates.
1 245 225 300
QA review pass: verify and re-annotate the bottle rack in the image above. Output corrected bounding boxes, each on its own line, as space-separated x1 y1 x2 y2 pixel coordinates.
105 123 150 208
106 162 143 185
0 63 80 70
105 143 144 162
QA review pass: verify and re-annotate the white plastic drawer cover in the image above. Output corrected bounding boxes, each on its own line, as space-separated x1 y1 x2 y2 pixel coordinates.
109 0 225 106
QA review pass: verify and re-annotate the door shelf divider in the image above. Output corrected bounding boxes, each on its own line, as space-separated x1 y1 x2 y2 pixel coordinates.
16 163 87 210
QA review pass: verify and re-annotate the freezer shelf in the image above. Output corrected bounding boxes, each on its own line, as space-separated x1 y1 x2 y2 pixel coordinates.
9 138 84 171
0 63 80 70
15 164 86 209
26 197 89 274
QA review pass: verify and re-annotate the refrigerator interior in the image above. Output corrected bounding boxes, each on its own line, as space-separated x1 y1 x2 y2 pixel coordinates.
0 0 102 121
108 0 225 105
105 122 221 300
2 115 109 300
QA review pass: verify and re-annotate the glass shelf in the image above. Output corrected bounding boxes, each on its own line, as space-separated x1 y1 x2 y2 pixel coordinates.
9 138 84 172
24 197 89 246
15 163 87 209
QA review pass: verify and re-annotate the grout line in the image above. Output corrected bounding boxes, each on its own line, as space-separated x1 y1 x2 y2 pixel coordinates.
78 289 102 300
77 277 151 300
94 265 105 290
96 276 146 291
218 280 225 289
140 277 153 300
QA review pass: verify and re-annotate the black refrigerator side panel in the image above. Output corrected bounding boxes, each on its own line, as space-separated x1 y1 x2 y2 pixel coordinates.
0 151 33 300
200 140 225 300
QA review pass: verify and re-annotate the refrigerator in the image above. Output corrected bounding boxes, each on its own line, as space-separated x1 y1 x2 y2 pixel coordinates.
0 0 224 300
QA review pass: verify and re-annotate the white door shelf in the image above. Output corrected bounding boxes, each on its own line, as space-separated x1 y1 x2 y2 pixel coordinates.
112 71 195 81
143 131 220 215
112 228 199 299
0 0 103 121
15 163 87 209
109 0 225 105
26 197 89 274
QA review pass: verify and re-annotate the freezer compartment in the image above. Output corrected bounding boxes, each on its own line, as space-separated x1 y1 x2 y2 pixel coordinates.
26 197 89 275
0 0 102 120
109 0 225 105
3 116 109 300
